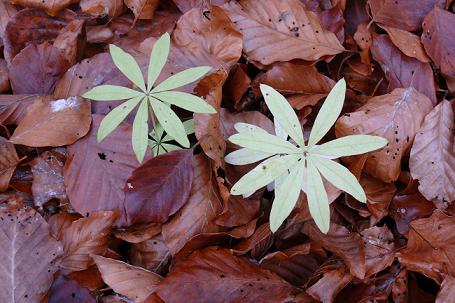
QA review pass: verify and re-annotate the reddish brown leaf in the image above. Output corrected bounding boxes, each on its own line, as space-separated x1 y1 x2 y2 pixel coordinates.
336 88 433 183
93 255 162 303
60 211 119 272
53 19 85 66
354 22 373 64
10 96 91 147
0 95 37 125
129 234 171 275
155 247 298 302
0 137 19 192
214 193 260 228
220 108 275 139
223 0 344 65
172 0 228 13
80 0 123 18
223 64 251 109
0 205 63 303
125 0 160 20
361 175 396 223
162 154 222 255
380 25 430 63
48 275 96 303
0 59 10 93
113 223 161 244
10 0 77 16
436 275 455 303
306 266 353 303
0 0 17 42
233 223 274 258
360 226 395 277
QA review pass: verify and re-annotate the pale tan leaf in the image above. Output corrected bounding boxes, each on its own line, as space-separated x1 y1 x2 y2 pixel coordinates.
222 0 344 65
436 276 455 303
93 255 162 303
336 88 433 182
410 100 455 207
380 25 430 63
0 206 63 303
0 137 19 192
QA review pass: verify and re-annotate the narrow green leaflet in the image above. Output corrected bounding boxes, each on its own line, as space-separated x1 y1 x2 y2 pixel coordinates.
234 122 268 133
97 96 142 142
260 84 305 147
306 160 330 233
109 44 146 92
149 119 195 156
82 85 143 101
231 154 300 196
132 100 149 162
270 163 305 232
310 135 388 158
151 91 216 113
309 155 366 202
151 66 212 93
161 119 195 142
150 97 189 148
225 148 273 165
229 132 301 154
147 33 170 92
308 78 346 146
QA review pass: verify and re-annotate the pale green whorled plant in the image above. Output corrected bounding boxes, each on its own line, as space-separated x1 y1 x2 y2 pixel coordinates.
225 79 388 233
148 119 195 156
82 33 216 162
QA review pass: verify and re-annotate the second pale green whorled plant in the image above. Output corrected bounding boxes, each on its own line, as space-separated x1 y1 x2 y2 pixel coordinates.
225 79 388 233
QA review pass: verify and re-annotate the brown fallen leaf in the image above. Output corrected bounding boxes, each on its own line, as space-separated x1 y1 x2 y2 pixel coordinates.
0 95 38 125
421 7 455 94
113 222 161 244
10 96 91 147
214 192 260 228
129 233 171 275
154 247 299 302
162 154 223 256
307 267 353 303
0 0 17 42
86 25 114 44
10 0 77 16
172 0 228 13
60 211 119 272
336 88 433 183
53 19 85 66
80 0 123 19
30 149 67 208
380 25 430 63
436 275 455 303
361 175 396 223
353 22 373 65
0 205 63 303
0 59 10 93
125 0 160 20
223 63 251 109
0 137 19 192
360 225 394 277
48 275 96 303
222 0 344 65
233 223 274 258
93 255 162 303
410 100 455 208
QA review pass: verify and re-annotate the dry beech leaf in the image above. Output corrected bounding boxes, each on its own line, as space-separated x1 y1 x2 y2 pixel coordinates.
353 22 372 64
306 266 352 303
361 175 396 223
162 154 223 256
0 95 38 125
0 137 19 192
172 0 228 13
86 25 114 44
398 210 455 283
0 206 63 303
48 275 96 303
222 0 344 65
10 96 91 147
155 247 298 302
64 115 145 226
125 0 160 20
113 223 161 244
80 0 123 18
371 35 436 103
436 276 455 303
410 100 455 208
0 59 10 93
360 225 394 277
0 1 17 42
336 88 433 183
220 109 275 139
124 149 193 225
380 25 430 63
129 233 171 275
368 0 445 31
60 210 119 272
93 255 162 303
10 0 77 16
53 19 85 66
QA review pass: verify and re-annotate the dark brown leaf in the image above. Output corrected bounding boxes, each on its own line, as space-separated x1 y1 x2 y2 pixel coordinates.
360 226 395 277
0 59 10 93
129 233 171 275
306 266 353 303
10 0 77 16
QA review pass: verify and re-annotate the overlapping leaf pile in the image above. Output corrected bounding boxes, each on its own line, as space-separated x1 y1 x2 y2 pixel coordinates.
0 0 454 302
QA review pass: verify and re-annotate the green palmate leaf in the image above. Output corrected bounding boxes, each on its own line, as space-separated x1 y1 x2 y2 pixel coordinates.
225 148 273 165
270 162 305 232
306 159 330 233
231 154 300 196
147 33 170 92
162 119 195 142
310 155 366 202
132 100 149 162
310 135 388 158
308 78 346 146
109 44 146 92
151 91 216 113
150 97 189 148
234 122 268 133
229 132 300 154
151 66 212 93
260 84 305 147
82 85 143 101
97 96 143 142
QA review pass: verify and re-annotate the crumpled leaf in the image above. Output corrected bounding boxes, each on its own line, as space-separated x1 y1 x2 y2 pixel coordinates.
0 1 17 42
360 226 395 277
129 233 171 275
306 266 352 303
53 19 85 66
0 59 10 93
410 100 455 208
0 137 19 192
0 205 63 303
125 0 159 20
80 0 123 18
380 25 430 63
0 95 37 126
10 0 77 16
436 276 455 303
222 0 344 65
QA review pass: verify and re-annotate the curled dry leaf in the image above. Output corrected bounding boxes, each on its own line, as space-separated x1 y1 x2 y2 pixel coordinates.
64 115 144 226
368 0 445 31
353 22 372 64
93 255 162 303
9 42 70 94
124 149 193 225
232 223 274 258
421 7 455 94
113 222 161 244
53 19 85 66
380 25 430 63
371 35 436 103
336 88 433 183
361 175 396 223
0 206 63 303
30 149 68 208
360 225 395 277
398 210 455 283
125 0 160 20
214 193 260 228
0 0 17 42
129 233 171 275
60 210 119 272
410 100 455 208
306 266 353 303
162 154 223 256
0 95 38 125
10 0 77 16
0 59 10 93
10 96 91 147
48 275 96 303
222 0 344 65
80 0 123 18
0 137 19 192
155 247 298 302
436 275 455 303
